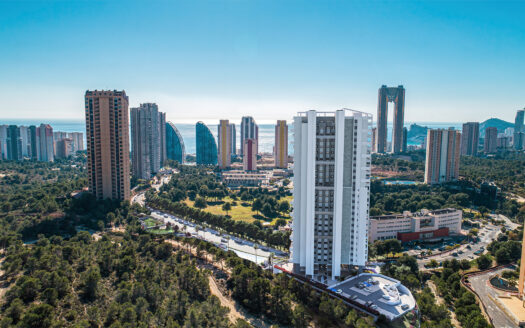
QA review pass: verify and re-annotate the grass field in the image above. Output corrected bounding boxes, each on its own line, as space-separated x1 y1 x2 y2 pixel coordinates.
184 195 292 224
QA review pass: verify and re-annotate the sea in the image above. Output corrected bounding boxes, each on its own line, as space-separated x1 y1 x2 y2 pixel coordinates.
0 119 462 155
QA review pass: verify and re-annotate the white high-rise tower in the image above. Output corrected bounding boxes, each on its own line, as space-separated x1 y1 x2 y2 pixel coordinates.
291 109 372 280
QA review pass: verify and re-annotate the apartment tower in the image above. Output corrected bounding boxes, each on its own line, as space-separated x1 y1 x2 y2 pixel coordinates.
291 109 372 279
424 128 461 184
196 121 218 165
460 122 479 156
85 90 130 200
484 127 498 154
218 119 231 169
376 85 405 153
274 120 288 168
38 124 54 162
166 122 185 164
230 123 236 155
240 116 258 156
243 138 257 171
514 109 525 150
130 103 166 180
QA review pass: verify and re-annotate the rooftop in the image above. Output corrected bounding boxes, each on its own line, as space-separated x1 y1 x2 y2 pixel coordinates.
328 273 417 321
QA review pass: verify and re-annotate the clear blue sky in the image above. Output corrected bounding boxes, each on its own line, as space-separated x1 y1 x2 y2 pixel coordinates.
0 0 523 123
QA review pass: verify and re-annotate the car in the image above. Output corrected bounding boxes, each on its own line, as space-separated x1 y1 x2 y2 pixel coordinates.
336 289 342 294
401 304 410 310
164 215 168 218
452 252 458 257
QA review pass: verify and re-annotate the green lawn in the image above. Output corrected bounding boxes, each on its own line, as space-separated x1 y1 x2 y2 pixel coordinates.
184 195 292 224
143 217 162 228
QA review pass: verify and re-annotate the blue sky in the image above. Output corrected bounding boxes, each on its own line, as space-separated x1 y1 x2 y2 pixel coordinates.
0 0 524 123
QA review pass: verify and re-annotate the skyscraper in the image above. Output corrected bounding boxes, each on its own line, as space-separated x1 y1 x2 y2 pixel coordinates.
460 122 480 156
240 116 258 156
376 85 405 153
85 90 130 200
196 121 217 165
29 125 39 160
274 120 288 168
18 126 29 157
7 125 22 160
38 124 54 162
484 127 498 154
130 103 166 180
291 109 372 279
243 138 257 171
166 122 185 164
68 132 84 152
515 109 525 150
229 123 236 156
218 120 231 169
55 138 73 159
424 128 461 184
0 125 7 160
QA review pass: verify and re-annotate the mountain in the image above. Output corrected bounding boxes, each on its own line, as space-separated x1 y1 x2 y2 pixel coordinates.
407 123 428 145
480 118 514 137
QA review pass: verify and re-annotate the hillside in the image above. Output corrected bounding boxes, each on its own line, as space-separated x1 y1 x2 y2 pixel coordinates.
480 118 514 137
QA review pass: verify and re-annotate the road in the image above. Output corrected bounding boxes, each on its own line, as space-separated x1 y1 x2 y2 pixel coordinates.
418 223 500 269
468 266 518 328
132 173 288 265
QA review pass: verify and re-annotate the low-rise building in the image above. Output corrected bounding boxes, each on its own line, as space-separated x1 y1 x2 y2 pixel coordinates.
221 170 270 187
369 208 462 242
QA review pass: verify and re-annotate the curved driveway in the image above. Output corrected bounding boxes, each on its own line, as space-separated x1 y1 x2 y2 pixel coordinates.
468 266 517 328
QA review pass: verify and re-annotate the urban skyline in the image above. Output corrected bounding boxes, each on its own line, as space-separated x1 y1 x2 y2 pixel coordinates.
1 2 524 123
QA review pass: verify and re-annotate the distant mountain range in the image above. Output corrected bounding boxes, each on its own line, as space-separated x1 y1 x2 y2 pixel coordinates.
407 118 514 145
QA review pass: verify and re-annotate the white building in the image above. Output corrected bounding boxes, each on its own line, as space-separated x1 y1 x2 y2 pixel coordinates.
291 109 372 280
369 208 462 242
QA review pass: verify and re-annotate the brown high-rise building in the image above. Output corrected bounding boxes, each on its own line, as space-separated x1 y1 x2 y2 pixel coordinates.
274 120 288 168
460 122 479 156
424 128 461 184
243 138 257 171
85 90 130 200
376 85 405 154
484 127 498 154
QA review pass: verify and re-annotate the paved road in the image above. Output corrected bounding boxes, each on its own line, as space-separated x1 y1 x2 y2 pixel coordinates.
418 223 500 269
468 266 518 328
132 173 288 265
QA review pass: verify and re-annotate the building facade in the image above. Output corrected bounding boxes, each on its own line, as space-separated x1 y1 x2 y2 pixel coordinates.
85 90 130 200
460 122 479 156
55 138 73 159
130 103 166 180
218 119 231 169
515 109 525 150
230 123 236 155
424 128 461 184
196 121 217 165
274 120 288 168
240 116 258 156
369 208 462 242
243 138 257 171
29 125 39 160
6 125 22 161
38 124 54 162
69 132 84 152
484 127 498 154
166 122 185 164
376 85 405 154
291 109 372 279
